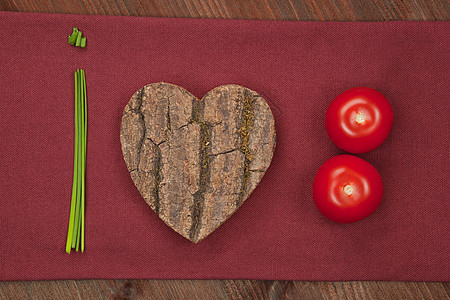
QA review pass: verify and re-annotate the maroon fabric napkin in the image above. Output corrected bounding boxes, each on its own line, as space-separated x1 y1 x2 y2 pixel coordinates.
0 11 448 281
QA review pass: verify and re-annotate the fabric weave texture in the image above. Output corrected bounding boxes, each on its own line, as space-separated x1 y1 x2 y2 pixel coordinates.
0 12 448 281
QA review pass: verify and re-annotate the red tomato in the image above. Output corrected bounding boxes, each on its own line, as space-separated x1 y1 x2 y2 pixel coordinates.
325 87 393 153
313 155 383 223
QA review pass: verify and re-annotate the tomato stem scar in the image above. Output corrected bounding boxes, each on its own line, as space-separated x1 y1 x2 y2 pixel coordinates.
355 112 366 124
343 184 354 196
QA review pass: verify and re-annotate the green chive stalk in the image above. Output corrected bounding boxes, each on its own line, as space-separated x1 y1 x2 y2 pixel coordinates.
81 69 87 252
66 69 87 254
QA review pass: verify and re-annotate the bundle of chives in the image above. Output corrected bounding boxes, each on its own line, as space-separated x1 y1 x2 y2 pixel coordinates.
66 69 87 254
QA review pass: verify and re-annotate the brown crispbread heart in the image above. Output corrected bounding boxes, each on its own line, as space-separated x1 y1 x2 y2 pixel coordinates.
120 83 276 243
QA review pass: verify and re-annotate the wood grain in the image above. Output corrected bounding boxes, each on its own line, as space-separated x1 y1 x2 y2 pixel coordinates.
120 83 275 243
0 0 448 299
0 0 448 20
0 280 449 299
0 0 450 21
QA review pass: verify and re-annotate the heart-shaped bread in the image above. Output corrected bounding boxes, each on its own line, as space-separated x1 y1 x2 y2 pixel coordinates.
120 83 276 243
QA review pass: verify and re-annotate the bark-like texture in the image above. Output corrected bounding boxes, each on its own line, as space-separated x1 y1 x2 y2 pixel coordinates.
120 83 276 243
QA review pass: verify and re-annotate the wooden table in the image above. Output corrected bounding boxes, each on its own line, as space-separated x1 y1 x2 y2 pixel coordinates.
0 0 448 299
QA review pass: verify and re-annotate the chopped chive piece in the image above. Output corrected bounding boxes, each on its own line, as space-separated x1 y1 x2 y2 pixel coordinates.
75 31 83 47
68 27 78 45
68 27 87 48
66 69 87 253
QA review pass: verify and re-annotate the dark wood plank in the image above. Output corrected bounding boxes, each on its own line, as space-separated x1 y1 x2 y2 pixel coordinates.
0 0 448 20
0 0 448 299
288 281 450 300
1 280 449 299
